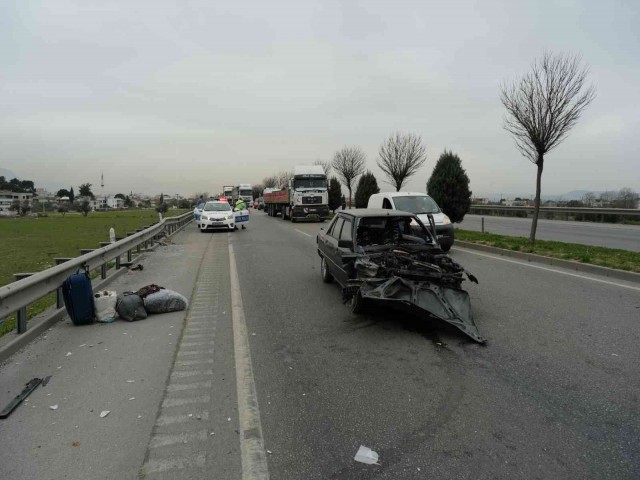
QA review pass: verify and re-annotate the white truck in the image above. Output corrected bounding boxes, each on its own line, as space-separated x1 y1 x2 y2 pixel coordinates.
263 165 329 221
232 184 253 205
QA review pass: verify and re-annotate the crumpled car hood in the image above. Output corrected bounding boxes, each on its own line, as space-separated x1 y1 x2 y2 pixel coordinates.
346 246 485 343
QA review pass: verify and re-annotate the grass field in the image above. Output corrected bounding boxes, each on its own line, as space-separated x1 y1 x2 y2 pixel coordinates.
456 229 640 273
0 209 188 288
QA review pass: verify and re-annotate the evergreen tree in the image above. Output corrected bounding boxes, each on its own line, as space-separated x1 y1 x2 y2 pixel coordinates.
426 150 472 223
156 193 168 214
328 176 342 213
69 187 75 202
354 171 380 208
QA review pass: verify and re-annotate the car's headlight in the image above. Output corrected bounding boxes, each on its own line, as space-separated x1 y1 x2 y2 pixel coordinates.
442 215 451 225
202 215 208 221
225 214 232 220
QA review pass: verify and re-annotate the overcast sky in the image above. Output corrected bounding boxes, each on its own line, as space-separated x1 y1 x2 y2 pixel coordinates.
1 0 638 198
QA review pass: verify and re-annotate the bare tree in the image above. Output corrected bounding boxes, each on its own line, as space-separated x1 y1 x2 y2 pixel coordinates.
276 170 292 189
262 176 278 189
377 132 427 191
313 160 332 177
501 51 595 244
331 146 366 208
615 188 638 209
581 192 596 207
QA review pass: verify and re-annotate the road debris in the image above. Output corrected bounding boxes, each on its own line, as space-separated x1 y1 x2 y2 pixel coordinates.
49 405 58 410
66 352 72 357
126 380 135 383
129 397 136 401
99 410 110 418
0 378 43 419
72 441 80 447
354 445 380 465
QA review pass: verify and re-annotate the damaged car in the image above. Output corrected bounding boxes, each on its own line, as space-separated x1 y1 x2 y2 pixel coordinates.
316 209 485 343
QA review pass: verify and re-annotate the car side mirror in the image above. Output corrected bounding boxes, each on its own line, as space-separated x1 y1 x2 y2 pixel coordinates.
338 239 352 249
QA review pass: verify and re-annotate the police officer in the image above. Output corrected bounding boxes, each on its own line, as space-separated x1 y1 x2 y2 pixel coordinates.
235 198 247 229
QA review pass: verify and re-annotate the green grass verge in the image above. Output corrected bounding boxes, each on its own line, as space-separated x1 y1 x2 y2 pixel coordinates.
0 209 188 336
455 229 640 273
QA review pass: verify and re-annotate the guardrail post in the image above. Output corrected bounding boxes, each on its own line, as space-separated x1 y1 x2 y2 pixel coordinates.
14 273 34 334
54 258 73 308
99 241 110 280
481 217 485 233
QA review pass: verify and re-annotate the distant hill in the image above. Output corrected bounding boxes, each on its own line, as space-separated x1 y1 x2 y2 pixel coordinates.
0 167 18 180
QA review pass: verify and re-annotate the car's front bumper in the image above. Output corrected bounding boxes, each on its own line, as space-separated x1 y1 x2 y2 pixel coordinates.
292 205 330 220
199 216 235 230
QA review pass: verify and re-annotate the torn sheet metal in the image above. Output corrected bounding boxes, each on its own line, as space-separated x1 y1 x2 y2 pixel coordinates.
347 246 485 343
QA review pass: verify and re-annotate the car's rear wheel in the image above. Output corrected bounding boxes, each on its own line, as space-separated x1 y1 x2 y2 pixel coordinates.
320 257 333 283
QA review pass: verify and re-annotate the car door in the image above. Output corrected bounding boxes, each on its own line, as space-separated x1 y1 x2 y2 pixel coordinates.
335 217 355 286
321 216 344 280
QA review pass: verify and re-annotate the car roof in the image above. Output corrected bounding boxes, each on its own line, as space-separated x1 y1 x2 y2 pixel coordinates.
337 208 415 218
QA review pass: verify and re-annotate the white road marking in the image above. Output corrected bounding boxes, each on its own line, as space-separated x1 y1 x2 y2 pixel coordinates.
156 411 209 426
149 430 208 448
229 243 270 480
162 395 211 408
294 228 312 238
166 381 212 392
455 247 640 292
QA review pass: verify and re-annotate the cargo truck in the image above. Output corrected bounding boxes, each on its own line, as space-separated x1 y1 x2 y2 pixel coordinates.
232 184 253 204
223 186 234 203
263 165 329 221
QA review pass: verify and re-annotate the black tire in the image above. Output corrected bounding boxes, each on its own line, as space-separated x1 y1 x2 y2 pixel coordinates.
350 290 366 314
281 207 287 220
320 257 333 283
440 243 452 252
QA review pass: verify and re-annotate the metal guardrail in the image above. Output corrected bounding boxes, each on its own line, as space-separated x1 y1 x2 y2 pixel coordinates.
469 205 640 217
0 211 193 334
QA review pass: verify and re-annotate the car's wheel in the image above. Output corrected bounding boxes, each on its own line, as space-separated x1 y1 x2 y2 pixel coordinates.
440 243 452 252
320 257 333 283
281 207 287 220
200 228 207 233
350 290 366 314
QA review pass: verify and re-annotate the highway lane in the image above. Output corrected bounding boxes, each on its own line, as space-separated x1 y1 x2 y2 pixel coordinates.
232 211 640 479
458 214 640 251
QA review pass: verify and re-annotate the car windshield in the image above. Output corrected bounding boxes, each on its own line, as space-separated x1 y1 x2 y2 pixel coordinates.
393 195 440 214
293 176 327 189
239 189 252 197
203 202 231 212
355 216 432 248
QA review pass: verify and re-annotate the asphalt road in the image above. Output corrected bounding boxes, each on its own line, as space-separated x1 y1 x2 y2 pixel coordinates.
233 211 640 479
458 214 640 251
1 213 639 479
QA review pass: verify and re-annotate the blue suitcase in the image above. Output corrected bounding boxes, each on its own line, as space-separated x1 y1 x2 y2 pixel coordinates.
62 271 95 325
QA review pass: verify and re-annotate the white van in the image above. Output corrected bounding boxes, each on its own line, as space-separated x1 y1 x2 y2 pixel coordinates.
367 192 455 251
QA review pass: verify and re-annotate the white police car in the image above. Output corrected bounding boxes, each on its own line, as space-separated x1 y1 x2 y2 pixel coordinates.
199 200 235 232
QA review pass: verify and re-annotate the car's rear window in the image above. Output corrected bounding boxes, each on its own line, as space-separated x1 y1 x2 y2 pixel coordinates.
393 196 440 214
